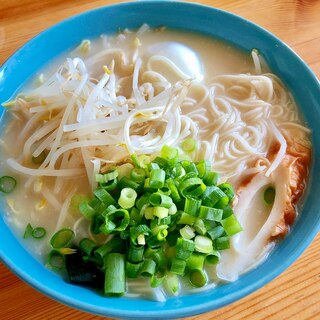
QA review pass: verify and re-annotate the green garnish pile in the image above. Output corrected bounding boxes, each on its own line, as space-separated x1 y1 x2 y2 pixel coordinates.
47 145 242 296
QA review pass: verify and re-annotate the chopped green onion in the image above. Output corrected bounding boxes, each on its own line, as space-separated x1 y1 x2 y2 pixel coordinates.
184 163 199 175
95 170 118 183
264 186 276 205
184 197 201 216
170 258 186 275
131 154 150 169
176 237 195 260
221 214 243 236
166 178 181 202
118 187 137 209
58 248 77 255
161 145 178 165
150 192 173 208
118 176 140 191
199 206 223 221
130 207 143 224
0 176 16 193
189 269 207 287
181 139 196 152
151 221 168 235
32 227 46 239
126 261 143 278
70 194 88 212
47 147 241 296
88 197 105 213
152 250 167 268
219 183 235 201
163 272 180 295
207 225 225 240
90 214 105 234
104 253 125 296
196 160 211 178
202 186 229 208
50 229 75 249
130 224 150 244
128 245 144 263
186 253 205 270
194 235 213 254
179 225 195 240
177 212 196 225
105 209 130 232
206 250 220 264
153 156 168 168
137 234 146 245
79 238 97 256
94 188 117 206
180 178 206 197
140 259 156 277
99 218 116 234
172 162 185 178
203 171 219 186
79 201 96 219
23 223 33 239
222 205 234 219
215 236 230 250
193 218 207 235
130 168 146 183
168 203 177 215
146 206 169 219
48 250 65 269
149 162 160 170
135 194 150 210
150 271 166 288
157 228 168 241
149 169 166 189
94 237 123 259
100 178 118 191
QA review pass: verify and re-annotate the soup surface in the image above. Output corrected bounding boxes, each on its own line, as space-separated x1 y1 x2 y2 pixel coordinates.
0 25 311 300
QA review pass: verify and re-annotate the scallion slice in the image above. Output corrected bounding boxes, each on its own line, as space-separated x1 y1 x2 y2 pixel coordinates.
130 168 146 183
179 225 195 240
32 227 46 239
194 235 213 254
0 176 16 193
79 238 97 256
184 197 201 216
163 272 180 295
181 139 196 153
23 223 33 239
50 228 75 249
126 261 143 278
149 169 166 189
104 253 126 296
94 188 117 206
128 245 144 263
140 259 156 277
118 188 137 209
150 192 173 208
170 258 186 275
215 236 230 250
189 269 207 287
221 214 243 236
264 186 276 205
48 250 65 269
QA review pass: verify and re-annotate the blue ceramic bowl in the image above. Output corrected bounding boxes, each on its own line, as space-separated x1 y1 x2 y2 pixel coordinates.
0 1 319 319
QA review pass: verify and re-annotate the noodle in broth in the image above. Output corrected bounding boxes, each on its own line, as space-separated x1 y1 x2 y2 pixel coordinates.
0 25 311 300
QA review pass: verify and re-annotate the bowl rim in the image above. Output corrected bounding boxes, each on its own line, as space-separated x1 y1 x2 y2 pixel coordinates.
0 1 320 319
